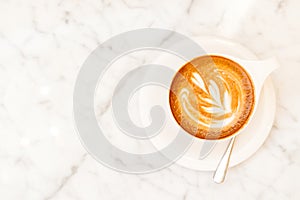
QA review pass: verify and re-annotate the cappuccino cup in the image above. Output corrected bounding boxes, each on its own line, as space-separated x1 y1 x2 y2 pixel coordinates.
169 54 279 140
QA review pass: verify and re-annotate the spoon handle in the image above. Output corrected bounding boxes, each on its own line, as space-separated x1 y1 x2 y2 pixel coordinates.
213 137 236 184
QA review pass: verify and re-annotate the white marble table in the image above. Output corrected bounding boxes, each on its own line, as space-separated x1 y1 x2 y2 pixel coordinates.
1 0 300 199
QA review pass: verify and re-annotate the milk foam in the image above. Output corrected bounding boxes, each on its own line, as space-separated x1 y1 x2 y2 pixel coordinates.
179 72 237 128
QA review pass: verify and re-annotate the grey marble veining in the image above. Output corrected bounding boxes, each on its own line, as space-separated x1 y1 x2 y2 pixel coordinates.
0 0 299 199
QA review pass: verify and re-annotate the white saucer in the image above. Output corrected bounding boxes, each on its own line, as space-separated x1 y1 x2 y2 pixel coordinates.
138 36 276 171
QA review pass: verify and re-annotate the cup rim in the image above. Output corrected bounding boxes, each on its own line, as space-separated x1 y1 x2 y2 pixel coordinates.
169 54 258 142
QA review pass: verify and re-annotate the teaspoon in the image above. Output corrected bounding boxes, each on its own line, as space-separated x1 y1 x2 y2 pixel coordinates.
213 137 236 183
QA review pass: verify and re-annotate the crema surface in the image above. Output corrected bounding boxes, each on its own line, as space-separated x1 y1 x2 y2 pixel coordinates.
169 55 255 139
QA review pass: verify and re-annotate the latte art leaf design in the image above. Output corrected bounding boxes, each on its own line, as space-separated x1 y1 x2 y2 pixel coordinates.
204 79 232 115
179 72 236 128
169 55 255 139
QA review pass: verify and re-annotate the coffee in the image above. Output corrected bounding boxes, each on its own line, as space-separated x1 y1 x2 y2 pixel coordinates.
169 55 255 139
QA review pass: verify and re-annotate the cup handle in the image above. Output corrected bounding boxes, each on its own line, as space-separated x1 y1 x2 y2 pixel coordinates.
236 57 280 97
